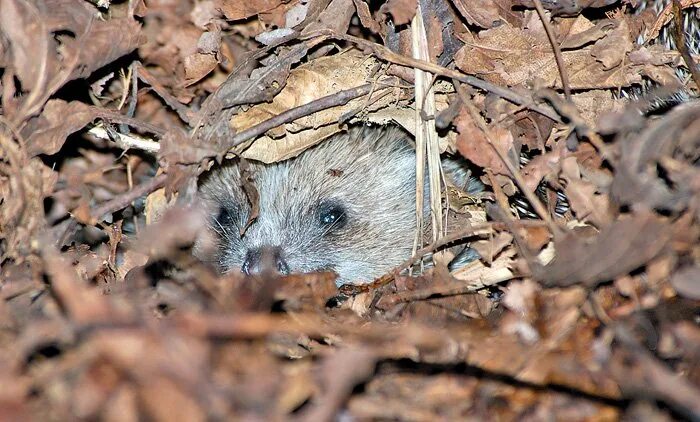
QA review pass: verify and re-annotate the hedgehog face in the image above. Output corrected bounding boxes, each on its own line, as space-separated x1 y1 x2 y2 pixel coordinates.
198 126 418 285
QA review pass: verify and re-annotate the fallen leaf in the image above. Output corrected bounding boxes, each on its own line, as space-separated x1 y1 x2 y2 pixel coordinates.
218 0 285 21
531 212 671 287
670 266 700 300
454 109 513 176
383 0 417 25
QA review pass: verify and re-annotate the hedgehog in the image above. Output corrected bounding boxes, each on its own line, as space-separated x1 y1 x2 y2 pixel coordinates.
196 125 482 286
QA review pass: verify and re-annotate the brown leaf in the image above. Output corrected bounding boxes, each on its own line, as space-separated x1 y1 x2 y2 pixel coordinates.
0 0 52 95
228 49 399 163
454 110 513 176
303 0 355 34
41 245 118 324
531 212 671 287
519 151 560 193
560 19 614 49
471 231 513 263
0 0 143 127
383 0 417 26
24 100 97 157
184 53 218 85
610 102 700 213
670 266 700 300
589 20 633 70
139 378 206 422
353 0 381 33
218 0 284 21
560 156 612 227
518 225 551 252
513 0 623 16
454 16 645 90
425 8 445 61
62 14 144 83
195 45 308 145
300 347 376 421
159 128 219 166
450 0 521 28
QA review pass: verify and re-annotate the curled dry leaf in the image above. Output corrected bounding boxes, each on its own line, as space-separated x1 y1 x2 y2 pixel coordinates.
229 49 399 163
302 0 356 34
0 0 51 97
451 245 516 287
24 100 99 157
184 28 222 86
195 45 308 145
514 0 625 17
531 211 671 288
353 0 382 33
560 156 612 227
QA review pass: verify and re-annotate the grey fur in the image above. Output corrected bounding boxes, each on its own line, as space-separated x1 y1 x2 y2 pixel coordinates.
197 124 480 286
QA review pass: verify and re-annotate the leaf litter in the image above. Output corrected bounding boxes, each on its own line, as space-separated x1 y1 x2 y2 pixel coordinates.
1 0 699 420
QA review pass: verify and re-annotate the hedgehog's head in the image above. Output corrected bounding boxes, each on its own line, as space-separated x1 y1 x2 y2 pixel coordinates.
198 125 418 285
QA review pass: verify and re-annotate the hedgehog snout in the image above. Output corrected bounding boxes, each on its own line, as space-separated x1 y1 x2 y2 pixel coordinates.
241 246 290 276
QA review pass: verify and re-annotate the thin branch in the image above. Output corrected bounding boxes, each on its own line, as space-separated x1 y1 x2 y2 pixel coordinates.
533 0 572 99
90 107 167 136
455 83 560 235
338 220 548 294
88 125 161 154
90 173 168 224
672 0 700 89
137 64 194 124
313 30 563 123
224 83 376 151
90 83 382 157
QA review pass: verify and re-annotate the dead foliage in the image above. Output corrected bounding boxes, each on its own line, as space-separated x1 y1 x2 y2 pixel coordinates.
1 0 699 420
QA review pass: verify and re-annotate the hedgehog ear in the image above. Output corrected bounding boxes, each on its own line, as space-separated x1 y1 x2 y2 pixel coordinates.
442 155 483 195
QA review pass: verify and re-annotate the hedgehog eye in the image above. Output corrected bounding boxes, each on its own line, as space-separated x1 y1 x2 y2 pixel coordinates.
216 205 237 226
318 201 347 229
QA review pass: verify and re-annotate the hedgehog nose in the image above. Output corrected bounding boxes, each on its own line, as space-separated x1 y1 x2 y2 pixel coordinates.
241 246 290 276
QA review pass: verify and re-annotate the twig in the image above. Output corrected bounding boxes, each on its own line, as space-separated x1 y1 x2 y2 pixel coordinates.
88 124 161 154
378 268 514 307
455 83 560 234
137 64 193 124
411 4 444 258
672 0 700 90
192 37 322 138
339 86 393 124
312 30 563 123
92 83 382 157
225 83 376 151
647 0 700 41
89 107 167 136
339 220 547 294
533 0 571 99
90 173 168 224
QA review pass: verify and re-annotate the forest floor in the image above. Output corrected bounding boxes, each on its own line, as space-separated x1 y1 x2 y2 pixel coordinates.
1 0 699 420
